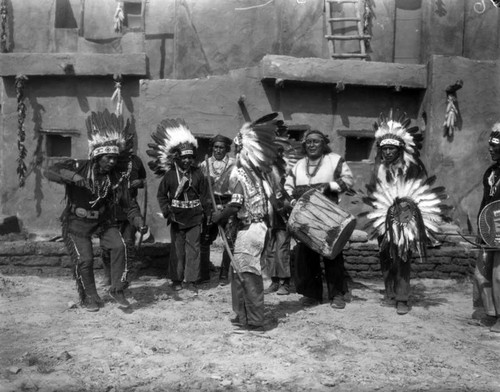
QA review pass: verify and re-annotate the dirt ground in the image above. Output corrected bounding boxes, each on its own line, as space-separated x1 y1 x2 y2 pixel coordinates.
1 244 500 392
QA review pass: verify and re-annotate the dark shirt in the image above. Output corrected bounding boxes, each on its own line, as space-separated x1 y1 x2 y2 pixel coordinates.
44 159 141 226
157 165 210 228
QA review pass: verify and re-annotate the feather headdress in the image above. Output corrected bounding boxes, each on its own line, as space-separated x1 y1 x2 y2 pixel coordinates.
362 176 448 262
146 118 198 176
374 110 424 172
85 109 132 159
234 113 280 175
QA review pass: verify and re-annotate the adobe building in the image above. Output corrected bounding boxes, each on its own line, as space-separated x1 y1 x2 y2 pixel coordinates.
0 0 499 241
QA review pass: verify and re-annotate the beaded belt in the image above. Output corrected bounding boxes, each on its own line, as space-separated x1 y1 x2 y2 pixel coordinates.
171 199 201 209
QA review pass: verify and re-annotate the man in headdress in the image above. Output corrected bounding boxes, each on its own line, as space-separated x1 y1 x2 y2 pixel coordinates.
44 110 145 311
474 123 500 333
369 114 427 315
284 129 354 309
152 120 210 294
199 134 236 285
212 114 284 332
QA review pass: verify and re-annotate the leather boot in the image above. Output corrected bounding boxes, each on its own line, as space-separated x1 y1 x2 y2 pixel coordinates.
100 251 111 286
78 263 102 312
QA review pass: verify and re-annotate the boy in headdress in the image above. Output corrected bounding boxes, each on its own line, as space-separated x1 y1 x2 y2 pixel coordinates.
44 110 145 311
199 134 236 284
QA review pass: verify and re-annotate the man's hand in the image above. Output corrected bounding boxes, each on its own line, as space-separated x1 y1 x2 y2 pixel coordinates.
138 225 149 235
133 216 144 229
212 211 222 225
328 181 341 192
130 179 144 189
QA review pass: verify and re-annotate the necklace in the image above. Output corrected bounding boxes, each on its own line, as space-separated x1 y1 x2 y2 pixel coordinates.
306 155 323 179
89 175 111 207
210 157 228 178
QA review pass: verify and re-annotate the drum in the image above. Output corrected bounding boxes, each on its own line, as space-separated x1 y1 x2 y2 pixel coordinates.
287 188 357 259
479 200 500 247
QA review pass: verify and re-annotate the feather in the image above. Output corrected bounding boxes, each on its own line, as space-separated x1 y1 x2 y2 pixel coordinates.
146 118 197 176
364 175 447 262
236 117 279 174
86 109 131 159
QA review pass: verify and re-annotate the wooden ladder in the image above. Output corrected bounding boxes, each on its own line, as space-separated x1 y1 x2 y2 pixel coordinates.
325 0 370 59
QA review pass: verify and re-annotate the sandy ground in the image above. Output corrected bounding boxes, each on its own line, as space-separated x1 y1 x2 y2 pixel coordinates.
1 247 500 392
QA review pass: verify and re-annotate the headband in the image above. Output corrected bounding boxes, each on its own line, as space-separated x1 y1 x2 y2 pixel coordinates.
91 145 119 158
490 137 500 145
380 138 403 147
180 149 194 156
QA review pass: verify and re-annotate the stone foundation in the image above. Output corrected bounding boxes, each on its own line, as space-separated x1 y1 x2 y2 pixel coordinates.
0 239 478 280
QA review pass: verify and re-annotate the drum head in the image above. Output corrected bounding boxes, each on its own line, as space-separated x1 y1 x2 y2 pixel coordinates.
479 200 500 247
287 188 356 259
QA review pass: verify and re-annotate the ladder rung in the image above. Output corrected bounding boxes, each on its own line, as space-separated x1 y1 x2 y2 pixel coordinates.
331 53 368 58
328 17 360 22
325 35 371 40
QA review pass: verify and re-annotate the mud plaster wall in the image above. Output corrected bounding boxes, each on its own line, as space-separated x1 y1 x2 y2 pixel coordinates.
5 0 500 74
0 76 141 235
422 55 500 227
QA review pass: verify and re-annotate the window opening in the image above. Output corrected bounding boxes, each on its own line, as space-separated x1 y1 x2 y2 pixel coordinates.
46 134 72 157
338 129 375 162
286 125 310 141
124 2 143 30
345 136 374 161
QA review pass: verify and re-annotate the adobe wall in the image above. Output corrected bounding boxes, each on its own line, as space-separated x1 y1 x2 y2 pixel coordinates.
422 55 500 226
7 1 499 81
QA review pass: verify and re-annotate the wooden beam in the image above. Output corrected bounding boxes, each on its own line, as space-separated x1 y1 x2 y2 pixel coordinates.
0 53 147 76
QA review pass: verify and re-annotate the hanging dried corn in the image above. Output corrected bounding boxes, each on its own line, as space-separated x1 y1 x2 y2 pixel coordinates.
111 74 123 116
15 74 28 187
0 0 9 53
443 80 463 139
114 2 124 33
